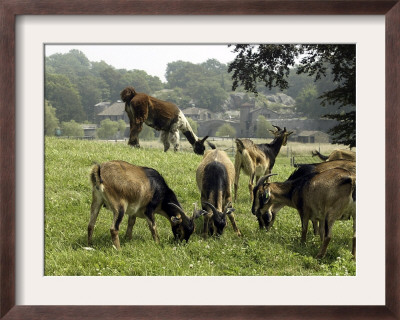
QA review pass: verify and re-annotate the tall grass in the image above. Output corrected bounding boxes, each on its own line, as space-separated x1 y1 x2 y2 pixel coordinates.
45 137 355 276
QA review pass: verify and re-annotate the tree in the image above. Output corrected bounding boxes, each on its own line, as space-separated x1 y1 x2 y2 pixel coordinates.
45 73 86 122
216 123 236 138
228 44 356 147
117 119 127 133
44 100 59 136
255 115 274 138
295 84 322 119
165 61 204 89
187 81 228 112
154 88 192 109
139 124 156 140
60 120 84 137
97 119 120 139
187 118 198 135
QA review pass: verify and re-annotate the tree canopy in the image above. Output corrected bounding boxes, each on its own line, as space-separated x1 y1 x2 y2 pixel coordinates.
228 44 356 147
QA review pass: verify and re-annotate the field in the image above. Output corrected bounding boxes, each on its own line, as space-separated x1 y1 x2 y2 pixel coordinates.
45 137 355 276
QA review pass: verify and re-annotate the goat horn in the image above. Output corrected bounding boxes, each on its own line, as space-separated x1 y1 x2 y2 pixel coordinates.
258 173 277 186
168 203 185 215
272 125 281 131
202 201 218 215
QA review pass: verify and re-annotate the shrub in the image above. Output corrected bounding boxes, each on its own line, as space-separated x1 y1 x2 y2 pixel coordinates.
216 123 236 138
60 120 84 137
255 115 274 138
139 124 156 140
44 100 59 136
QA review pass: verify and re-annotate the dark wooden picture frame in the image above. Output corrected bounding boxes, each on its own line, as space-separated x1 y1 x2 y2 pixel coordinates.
1 1 399 319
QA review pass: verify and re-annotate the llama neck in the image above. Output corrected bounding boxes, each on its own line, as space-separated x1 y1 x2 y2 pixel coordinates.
177 111 199 145
182 130 198 145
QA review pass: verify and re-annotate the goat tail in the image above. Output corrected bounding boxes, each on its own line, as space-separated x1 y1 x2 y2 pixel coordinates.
235 139 245 153
312 150 328 161
90 162 103 189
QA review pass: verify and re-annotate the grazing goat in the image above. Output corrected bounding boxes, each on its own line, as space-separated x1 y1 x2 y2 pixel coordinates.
196 149 241 237
290 160 356 180
121 86 209 155
88 160 206 249
234 126 293 202
252 169 356 258
312 149 356 162
284 160 356 237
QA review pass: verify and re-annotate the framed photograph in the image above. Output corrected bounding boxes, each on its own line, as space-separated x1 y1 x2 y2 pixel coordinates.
1 1 399 319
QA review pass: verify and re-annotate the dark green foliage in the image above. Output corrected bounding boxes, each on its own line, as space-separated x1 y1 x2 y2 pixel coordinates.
45 73 86 122
255 115 274 138
228 44 356 147
60 120 84 137
155 88 193 109
165 59 231 112
216 123 236 137
44 100 59 136
45 49 164 121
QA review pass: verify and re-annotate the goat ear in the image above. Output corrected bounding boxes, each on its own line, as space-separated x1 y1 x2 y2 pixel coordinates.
286 131 294 136
207 141 216 149
171 216 182 225
193 210 208 220
201 136 209 143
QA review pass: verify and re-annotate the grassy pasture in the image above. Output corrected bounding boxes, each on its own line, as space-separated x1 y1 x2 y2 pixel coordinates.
45 137 355 276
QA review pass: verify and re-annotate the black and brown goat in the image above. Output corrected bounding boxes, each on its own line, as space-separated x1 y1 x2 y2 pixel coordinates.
234 126 293 202
312 149 356 162
121 86 209 155
196 149 241 237
88 160 206 249
290 159 356 180
252 168 356 258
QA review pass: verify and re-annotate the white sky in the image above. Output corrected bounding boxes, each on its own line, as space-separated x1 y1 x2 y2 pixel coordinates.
45 45 237 82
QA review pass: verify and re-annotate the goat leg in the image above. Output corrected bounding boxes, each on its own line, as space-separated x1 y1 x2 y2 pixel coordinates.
125 215 136 240
145 217 160 243
110 229 121 250
88 191 102 246
227 212 241 236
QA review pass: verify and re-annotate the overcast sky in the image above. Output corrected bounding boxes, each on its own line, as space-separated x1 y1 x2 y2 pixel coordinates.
45 44 237 82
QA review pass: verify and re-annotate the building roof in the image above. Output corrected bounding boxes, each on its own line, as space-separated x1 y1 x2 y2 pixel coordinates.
94 101 111 108
98 102 125 116
297 130 328 136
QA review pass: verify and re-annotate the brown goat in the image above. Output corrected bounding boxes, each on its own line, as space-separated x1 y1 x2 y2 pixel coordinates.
234 126 293 202
88 160 205 249
120 86 209 155
312 149 356 162
252 168 356 258
196 149 241 237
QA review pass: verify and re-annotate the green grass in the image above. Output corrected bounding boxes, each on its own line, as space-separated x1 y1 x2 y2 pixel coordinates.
45 137 356 276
